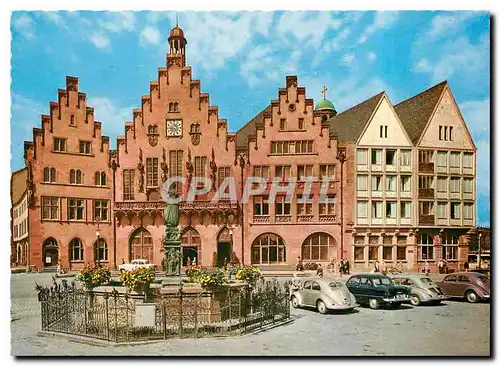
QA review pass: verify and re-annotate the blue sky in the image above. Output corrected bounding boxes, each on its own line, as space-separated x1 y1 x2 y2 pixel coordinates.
10 11 490 226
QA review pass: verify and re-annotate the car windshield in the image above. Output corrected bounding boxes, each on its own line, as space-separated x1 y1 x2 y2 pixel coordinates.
478 275 488 283
372 277 393 286
420 278 433 285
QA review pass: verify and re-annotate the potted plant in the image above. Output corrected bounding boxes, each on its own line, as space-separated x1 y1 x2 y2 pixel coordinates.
119 267 156 294
75 264 111 290
235 265 261 285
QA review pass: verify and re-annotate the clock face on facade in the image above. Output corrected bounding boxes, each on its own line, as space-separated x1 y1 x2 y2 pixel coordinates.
166 120 182 137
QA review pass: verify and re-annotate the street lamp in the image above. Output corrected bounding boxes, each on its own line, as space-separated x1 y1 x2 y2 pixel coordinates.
478 232 482 269
336 149 347 260
96 215 101 267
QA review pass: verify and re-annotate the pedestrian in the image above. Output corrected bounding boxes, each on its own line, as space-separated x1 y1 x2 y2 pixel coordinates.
223 257 228 270
121 258 125 264
424 261 430 276
296 256 304 271
187 256 191 267
338 259 344 275
380 260 387 275
192 256 196 266
374 261 380 273
316 264 324 277
464 260 469 272
438 259 444 274
345 260 350 275
57 260 62 276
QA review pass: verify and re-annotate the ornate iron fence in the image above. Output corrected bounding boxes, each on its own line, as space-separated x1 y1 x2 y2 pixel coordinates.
36 278 291 343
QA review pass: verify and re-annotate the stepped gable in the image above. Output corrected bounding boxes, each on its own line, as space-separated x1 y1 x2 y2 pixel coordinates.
236 106 271 148
327 92 385 143
394 81 448 144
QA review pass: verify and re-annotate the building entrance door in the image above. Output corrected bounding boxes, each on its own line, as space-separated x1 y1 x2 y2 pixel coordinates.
42 238 58 267
217 242 231 267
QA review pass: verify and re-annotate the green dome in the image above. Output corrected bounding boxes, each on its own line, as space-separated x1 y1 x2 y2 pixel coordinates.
315 99 336 112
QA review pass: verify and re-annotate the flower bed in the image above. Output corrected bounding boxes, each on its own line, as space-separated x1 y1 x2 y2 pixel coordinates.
75 264 111 289
235 265 261 284
119 267 156 292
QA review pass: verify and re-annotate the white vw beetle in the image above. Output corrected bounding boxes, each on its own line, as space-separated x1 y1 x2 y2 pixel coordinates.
290 277 358 314
118 259 155 272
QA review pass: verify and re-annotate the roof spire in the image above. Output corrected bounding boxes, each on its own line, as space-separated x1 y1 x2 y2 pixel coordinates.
321 85 328 100
176 12 179 27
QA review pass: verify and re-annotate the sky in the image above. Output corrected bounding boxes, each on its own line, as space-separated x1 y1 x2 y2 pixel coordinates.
10 11 490 226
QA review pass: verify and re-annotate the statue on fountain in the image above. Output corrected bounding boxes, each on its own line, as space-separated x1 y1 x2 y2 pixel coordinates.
163 187 181 276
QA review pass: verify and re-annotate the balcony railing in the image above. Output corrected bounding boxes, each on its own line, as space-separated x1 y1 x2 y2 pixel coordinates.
419 162 434 173
419 214 435 225
418 188 435 199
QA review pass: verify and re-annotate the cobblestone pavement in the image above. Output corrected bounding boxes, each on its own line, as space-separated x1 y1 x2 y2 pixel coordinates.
11 273 490 356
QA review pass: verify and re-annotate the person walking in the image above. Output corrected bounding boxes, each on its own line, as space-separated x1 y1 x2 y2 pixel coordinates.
438 259 444 274
424 261 430 276
345 260 350 275
339 259 344 276
316 264 324 278
296 256 304 271
380 260 387 275
464 260 469 272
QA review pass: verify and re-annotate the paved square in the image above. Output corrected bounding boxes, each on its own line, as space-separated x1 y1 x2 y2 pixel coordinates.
11 273 490 356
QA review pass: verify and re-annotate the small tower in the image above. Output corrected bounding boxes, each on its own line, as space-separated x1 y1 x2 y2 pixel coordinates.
168 15 187 67
315 85 337 123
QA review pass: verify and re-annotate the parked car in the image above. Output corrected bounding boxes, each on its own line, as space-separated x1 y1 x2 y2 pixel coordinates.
118 259 155 272
289 277 358 314
436 272 490 303
391 274 449 306
345 274 411 309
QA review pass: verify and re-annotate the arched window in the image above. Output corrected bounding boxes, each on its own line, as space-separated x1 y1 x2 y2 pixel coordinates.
69 238 84 261
76 170 83 184
130 228 153 262
44 167 56 182
181 227 201 266
442 233 459 260
302 233 337 261
70 115 75 125
322 115 328 123
251 233 286 265
16 243 22 264
419 233 434 260
94 238 108 262
94 172 107 186
70 169 75 184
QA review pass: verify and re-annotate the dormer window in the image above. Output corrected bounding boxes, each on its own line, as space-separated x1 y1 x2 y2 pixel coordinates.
169 102 180 113
148 125 159 135
190 123 201 134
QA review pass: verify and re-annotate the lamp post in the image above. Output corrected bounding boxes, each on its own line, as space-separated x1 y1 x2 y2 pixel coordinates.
96 215 101 267
239 155 246 265
336 149 347 260
478 232 482 269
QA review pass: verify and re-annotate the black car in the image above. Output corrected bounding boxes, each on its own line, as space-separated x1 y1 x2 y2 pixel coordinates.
345 274 412 309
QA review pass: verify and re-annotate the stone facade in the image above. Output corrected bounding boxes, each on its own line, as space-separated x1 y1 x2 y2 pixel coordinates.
15 25 477 272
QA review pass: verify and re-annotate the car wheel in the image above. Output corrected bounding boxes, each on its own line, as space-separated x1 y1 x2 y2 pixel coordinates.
291 296 300 309
465 290 479 303
410 295 421 306
368 298 379 310
316 300 328 314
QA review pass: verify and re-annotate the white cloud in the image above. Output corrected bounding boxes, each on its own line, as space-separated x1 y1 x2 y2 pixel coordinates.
367 51 377 62
140 26 161 46
424 12 480 41
175 12 275 70
358 11 399 44
275 12 343 48
12 13 35 40
99 12 136 33
420 34 489 83
88 97 134 148
341 53 356 67
89 33 110 49
414 58 432 73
